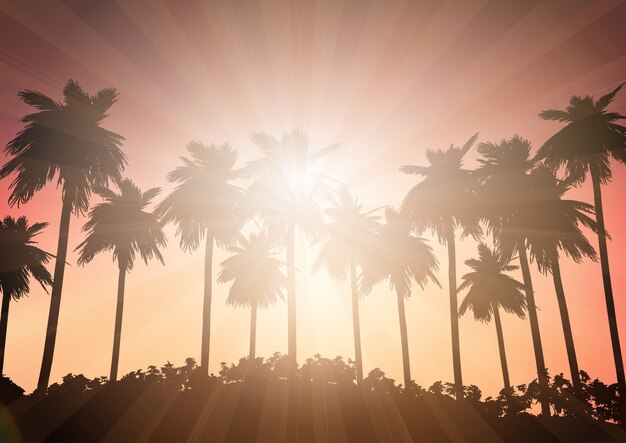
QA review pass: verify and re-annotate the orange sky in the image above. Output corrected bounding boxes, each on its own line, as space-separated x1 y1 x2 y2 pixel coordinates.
1 0 626 396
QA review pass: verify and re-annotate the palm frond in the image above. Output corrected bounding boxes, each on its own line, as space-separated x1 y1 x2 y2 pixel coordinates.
0 216 53 300
17 90 61 111
76 179 166 271
1 79 126 213
458 243 526 323
538 109 572 122
595 82 625 111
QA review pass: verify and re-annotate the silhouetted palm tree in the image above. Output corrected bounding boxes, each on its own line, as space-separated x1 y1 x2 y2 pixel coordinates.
458 243 526 391
244 129 339 369
522 166 598 395
476 135 549 415
312 189 378 383
0 80 126 391
76 179 166 381
400 134 480 399
218 231 285 361
360 208 439 388
0 216 53 375
156 142 241 375
535 83 626 391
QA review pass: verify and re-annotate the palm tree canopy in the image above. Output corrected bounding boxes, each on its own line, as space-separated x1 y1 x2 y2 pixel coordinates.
242 129 340 243
476 136 539 257
0 80 126 214
458 243 526 323
217 231 285 309
0 216 53 300
76 179 166 271
312 189 379 282
535 83 626 184
522 166 598 273
360 208 440 299
400 134 481 243
476 136 597 270
476 135 536 180
155 142 242 251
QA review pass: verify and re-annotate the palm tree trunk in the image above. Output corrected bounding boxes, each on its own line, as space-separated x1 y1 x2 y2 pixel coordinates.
0 291 11 375
200 233 214 374
518 242 550 416
286 227 297 372
110 266 127 382
37 196 73 392
349 262 363 384
250 301 257 361
589 165 625 387
551 256 581 394
493 306 511 391
396 290 411 388
446 231 463 400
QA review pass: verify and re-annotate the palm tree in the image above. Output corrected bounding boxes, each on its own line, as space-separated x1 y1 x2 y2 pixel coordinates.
521 166 598 395
458 243 526 391
156 142 242 375
535 83 626 391
217 231 285 361
360 208 439 388
0 216 53 375
312 189 378 383
76 179 166 382
243 129 339 369
400 134 481 399
475 135 549 415
0 80 126 391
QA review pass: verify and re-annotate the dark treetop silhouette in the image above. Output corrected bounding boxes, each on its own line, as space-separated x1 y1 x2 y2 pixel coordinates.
76 178 166 382
400 134 481 401
535 83 626 394
217 230 285 361
360 207 440 389
477 137 599 399
0 216 52 375
458 243 527 392
313 189 379 383
0 80 126 392
475 135 551 416
523 165 597 397
155 142 241 375
242 129 339 370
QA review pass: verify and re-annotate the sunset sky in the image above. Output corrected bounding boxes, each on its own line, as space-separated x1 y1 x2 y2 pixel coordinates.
1 0 626 397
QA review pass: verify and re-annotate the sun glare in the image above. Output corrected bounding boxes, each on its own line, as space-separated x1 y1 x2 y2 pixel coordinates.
285 167 316 198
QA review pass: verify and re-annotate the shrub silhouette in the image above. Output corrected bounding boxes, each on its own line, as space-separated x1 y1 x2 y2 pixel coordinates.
1 354 623 442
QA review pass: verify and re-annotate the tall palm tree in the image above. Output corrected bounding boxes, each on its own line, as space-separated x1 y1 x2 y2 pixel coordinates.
76 179 166 382
0 80 126 391
475 135 549 415
400 134 481 399
360 208 439 388
458 243 526 392
535 83 626 391
217 231 285 361
156 142 242 375
0 216 53 375
243 129 339 369
521 166 598 395
312 189 378 383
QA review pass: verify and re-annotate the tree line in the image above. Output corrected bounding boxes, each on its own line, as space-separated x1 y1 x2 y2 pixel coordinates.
0 80 625 420
6 355 623 441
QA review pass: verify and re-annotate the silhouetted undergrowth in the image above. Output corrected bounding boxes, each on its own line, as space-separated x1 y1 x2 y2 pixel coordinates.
0 354 624 442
